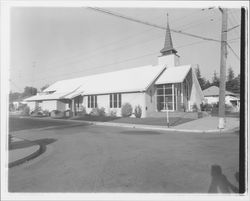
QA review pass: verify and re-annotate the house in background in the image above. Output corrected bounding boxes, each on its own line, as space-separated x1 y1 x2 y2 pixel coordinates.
25 16 204 117
203 86 240 111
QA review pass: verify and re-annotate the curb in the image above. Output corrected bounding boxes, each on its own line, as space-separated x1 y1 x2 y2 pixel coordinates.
88 121 239 133
13 116 239 134
9 142 46 168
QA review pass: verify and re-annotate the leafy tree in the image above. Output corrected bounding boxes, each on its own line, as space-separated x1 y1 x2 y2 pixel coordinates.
212 71 220 87
22 86 37 98
9 91 22 102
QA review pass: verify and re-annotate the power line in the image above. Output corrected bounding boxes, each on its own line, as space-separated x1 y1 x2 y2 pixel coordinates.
88 7 221 43
227 24 240 32
18 39 213 84
226 43 240 61
39 9 219 69
37 31 164 73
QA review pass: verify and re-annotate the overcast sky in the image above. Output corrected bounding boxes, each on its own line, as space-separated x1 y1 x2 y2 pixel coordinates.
10 7 241 92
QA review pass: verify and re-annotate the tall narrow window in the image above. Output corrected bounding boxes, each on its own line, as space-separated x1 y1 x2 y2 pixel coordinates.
118 93 121 107
88 95 97 108
94 95 97 108
110 93 122 108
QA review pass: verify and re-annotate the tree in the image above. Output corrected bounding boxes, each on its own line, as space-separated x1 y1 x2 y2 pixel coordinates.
226 67 240 94
204 80 211 90
227 74 240 94
227 66 235 81
22 86 37 98
9 91 22 102
212 71 220 87
195 67 207 90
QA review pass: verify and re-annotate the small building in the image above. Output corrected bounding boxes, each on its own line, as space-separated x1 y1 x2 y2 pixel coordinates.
203 86 240 111
25 16 204 117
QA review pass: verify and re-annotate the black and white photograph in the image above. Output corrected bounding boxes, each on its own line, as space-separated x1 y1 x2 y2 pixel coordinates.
0 1 249 200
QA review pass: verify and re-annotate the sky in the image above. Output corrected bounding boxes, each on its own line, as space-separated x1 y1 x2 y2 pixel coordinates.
10 7 241 93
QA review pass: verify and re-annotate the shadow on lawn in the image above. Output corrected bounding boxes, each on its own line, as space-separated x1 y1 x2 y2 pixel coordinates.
208 164 239 193
10 138 57 150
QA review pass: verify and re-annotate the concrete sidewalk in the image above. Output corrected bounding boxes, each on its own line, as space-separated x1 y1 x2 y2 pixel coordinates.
173 116 239 131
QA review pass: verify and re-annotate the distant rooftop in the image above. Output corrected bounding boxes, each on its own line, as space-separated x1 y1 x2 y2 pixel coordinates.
203 86 237 97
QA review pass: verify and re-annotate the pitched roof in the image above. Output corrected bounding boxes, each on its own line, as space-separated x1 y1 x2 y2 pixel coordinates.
203 86 237 96
155 65 191 85
24 92 71 101
25 64 166 101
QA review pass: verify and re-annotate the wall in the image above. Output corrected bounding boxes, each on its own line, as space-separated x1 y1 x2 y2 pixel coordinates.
205 95 239 106
122 92 146 117
42 100 57 112
145 85 157 117
158 54 180 67
83 92 146 117
57 100 66 111
26 102 36 111
205 96 219 104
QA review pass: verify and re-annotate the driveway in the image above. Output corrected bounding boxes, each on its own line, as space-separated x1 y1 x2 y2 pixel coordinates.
9 117 239 193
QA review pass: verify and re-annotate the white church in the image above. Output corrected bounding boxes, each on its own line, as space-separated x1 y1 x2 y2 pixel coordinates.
25 17 204 118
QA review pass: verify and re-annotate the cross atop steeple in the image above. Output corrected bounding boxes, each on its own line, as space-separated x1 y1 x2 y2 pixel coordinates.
160 13 177 56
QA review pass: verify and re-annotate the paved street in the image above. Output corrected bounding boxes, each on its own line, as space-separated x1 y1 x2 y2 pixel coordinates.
9 117 239 193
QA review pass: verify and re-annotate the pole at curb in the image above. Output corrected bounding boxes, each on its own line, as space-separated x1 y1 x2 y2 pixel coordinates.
218 8 228 130
166 102 169 128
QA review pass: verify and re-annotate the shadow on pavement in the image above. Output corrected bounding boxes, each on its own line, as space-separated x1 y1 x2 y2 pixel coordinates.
10 138 57 150
208 164 239 193
119 130 163 135
44 123 91 131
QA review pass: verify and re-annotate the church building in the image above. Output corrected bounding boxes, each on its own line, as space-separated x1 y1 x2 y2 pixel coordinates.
25 16 204 118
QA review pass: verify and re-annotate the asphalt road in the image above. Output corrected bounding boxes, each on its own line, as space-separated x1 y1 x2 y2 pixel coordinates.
9 117 239 193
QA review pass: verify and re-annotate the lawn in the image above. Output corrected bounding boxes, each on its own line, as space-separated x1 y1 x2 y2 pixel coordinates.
72 115 193 127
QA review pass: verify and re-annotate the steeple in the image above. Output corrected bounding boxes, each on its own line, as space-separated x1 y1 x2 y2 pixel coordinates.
160 13 177 56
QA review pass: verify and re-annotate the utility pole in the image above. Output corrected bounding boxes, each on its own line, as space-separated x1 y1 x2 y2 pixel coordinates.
218 8 228 129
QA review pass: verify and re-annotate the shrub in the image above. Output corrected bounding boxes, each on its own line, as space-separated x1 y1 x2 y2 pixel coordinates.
77 106 86 116
64 109 73 117
90 107 105 116
121 103 133 117
43 110 50 117
200 103 213 111
21 105 30 116
192 103 198 112
134 105 142 118
51 110 64 118
109 110 117 117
